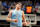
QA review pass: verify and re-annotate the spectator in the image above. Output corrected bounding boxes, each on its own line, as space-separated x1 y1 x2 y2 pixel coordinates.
7 4 10 9
35 4 38 9
8 1 12 6
32 6 35 14
1 7 9 15
0 1 3 14
35 8 38 12
38 5 40 10
36 5 40 16
3 1 7 7
36 9 40 16
30 1 33 6
0 1 2 8
36 2 39 6
22 5 25 11
22 5 26 13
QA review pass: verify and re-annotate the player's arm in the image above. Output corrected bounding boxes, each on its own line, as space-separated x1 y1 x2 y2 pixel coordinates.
22 11 26 22
22 11 29 26
6 10 13 22
6 10 18 22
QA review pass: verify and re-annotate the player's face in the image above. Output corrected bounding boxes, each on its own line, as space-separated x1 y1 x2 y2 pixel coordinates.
16 3 22 9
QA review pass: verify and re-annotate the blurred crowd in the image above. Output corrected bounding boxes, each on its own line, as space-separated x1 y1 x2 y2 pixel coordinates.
0 0 40 16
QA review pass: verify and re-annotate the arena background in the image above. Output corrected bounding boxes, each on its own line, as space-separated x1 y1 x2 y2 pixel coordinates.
0 0 40 27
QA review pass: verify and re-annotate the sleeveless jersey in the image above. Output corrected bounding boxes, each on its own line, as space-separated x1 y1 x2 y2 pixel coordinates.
10 9 22 27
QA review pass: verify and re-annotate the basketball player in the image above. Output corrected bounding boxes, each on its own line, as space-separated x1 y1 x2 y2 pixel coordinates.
6 2 29 27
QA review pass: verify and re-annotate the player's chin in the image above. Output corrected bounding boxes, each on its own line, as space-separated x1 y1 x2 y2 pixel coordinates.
17 7 21 8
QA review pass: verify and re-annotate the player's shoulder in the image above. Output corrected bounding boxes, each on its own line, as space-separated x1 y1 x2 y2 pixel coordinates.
9 10 15 13
21 10 24 13
20 10 24 12
9 10 13 12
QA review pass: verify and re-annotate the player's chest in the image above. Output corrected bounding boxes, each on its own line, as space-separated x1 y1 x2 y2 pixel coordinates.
12 11 22 16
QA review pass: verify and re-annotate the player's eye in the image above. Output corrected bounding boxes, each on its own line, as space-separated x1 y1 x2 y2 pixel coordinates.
18 4 22 5
19 4 20 5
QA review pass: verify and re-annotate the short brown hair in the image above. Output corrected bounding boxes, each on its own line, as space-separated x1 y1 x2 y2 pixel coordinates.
16 2 22 4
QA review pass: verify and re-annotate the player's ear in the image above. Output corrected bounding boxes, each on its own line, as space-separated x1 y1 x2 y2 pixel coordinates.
15 4 17 6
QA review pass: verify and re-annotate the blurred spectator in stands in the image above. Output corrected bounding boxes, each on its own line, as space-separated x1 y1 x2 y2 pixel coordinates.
8 6 15 12
36 6 40 16
10 6 15 10
10 2 16 7
0 1 3 9
1 7 9 15
33 3 35 7
38 5 40 10
3 1 7 7
21 5 25 13
35 5 38 9
33 8 38 14
36 2 39 6
22 5 25 11
8 1 12 6
0 1 2 9
32 6 35 14
35 4 38 9
0 1 3 14
25 1 30 7
35 8 38 12
3 7 7 12
30 1 33 6
7 4 10 9
13 2 16 6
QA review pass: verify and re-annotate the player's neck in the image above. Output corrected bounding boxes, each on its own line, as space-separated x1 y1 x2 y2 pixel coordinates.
15 8 20 11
